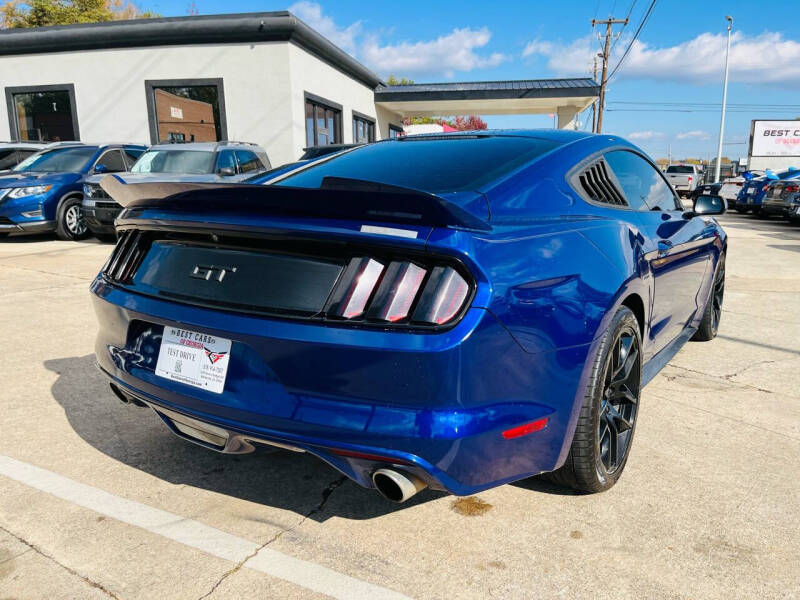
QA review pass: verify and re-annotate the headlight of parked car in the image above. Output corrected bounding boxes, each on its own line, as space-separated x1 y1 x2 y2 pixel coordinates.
8 185 52 199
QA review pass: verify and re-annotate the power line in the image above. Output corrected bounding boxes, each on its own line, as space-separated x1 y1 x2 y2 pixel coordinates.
609 101 800 108
606 0 657 82
609 0 638 54
607 108 800 113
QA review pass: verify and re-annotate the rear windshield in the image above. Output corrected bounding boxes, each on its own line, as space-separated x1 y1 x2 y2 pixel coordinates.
131 150 214 174
13 146 97 173
276 136 562 193
666 166 694 174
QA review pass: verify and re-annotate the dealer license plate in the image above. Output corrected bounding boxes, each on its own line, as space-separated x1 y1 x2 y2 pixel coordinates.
155 326 232 394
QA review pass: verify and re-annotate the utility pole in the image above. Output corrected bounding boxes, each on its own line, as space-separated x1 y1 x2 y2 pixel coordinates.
592 55 598 132
592 17 628 134
714 15 734 183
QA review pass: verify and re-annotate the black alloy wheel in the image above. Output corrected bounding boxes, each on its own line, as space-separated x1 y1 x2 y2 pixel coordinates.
691 254 725 342
547 306 642 493
710 257 725 336
598 327 641 475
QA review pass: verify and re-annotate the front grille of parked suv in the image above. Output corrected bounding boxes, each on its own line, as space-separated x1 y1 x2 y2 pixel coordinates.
102 229 475 330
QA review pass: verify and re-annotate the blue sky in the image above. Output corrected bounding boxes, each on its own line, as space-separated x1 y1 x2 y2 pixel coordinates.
145 0 800 160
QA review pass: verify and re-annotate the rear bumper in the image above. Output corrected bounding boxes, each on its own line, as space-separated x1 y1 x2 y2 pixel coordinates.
761 201 793 216
91 276 592 495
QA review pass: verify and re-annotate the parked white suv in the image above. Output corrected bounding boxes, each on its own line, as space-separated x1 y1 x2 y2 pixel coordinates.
665 164 700 195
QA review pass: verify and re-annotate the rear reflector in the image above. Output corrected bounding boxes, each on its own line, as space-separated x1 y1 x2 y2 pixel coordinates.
502 417 549 439
412 266 470 325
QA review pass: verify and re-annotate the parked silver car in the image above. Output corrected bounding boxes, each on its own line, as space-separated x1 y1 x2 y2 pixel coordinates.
82 141 271 239
665 164 700 195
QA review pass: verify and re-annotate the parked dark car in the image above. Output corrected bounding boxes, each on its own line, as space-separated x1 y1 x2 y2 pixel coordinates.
0 141 52 173
91 130 726 502
691 182 722 201
735 169 800 214
83 142 270 239
0 143 145 239
760 179 800 219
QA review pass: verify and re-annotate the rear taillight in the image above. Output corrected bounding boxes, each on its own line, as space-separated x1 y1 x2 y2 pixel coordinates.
763 184 769 191
785 185 799 193
103 230 149 283
325 257 472 328
687 176 692 182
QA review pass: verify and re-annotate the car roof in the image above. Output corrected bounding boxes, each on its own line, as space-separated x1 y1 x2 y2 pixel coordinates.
148 141 264 152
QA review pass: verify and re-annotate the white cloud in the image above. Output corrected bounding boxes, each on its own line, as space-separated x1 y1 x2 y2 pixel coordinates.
289 2 509 79
521 34 596 76
627 131 664 141
362 28 509 78
676 130 710 140
523 30 800 85
289 1 362 54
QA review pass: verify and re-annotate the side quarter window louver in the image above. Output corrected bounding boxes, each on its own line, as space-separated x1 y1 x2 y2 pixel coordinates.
577 160 628 207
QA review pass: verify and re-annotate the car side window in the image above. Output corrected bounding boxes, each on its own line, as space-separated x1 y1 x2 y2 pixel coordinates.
216 150 237 173
234 150 264 173
605 150 681 211
123 149 144 170
95 150 127 173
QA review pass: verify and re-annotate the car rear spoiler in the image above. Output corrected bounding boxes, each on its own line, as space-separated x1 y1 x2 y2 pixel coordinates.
100 174 491 231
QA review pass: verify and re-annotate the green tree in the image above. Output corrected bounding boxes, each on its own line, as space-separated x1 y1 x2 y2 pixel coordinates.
386 75 415 86
2 0 158 28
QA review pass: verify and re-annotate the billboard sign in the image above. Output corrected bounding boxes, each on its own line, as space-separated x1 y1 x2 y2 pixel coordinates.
750 120 800 157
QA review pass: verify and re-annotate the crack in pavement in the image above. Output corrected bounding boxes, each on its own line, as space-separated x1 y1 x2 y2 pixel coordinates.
659 362 798 397
0 523 122 599
646 390 800 443
0 262 93 282
197 475 347 599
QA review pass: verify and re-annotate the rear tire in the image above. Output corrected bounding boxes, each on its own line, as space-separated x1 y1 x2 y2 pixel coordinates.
55 197 89 241
548 306 642 493
691 253 725 342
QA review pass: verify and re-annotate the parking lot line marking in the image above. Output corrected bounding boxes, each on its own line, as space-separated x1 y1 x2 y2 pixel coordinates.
0 454 411 600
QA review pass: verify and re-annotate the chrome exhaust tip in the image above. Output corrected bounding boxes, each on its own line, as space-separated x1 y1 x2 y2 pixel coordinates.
109 383 146 407
372 468 427 503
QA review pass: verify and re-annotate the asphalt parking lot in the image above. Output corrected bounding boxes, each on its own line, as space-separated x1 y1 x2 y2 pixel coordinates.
0 213 799 600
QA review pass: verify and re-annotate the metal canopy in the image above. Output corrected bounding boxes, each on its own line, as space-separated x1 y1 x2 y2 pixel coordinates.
374 78 599 118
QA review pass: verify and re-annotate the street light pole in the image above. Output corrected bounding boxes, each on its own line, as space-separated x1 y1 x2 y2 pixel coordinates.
714 15 733 183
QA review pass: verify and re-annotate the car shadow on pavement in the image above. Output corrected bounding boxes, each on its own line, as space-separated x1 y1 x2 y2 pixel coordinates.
45 354 447 521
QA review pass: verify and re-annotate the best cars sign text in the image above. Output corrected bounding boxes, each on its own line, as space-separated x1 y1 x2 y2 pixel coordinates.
751 120 800 157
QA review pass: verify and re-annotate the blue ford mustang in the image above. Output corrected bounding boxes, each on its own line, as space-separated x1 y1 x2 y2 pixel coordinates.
90 130 726 502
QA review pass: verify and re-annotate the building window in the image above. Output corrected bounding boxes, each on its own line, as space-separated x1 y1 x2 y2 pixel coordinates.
388 124 403 139
304 93 342 147
5 84 79 142
352 112 375 144
145 79 227 144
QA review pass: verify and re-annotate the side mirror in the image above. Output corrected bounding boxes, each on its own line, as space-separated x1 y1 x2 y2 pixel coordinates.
685 194 726 218
218 166 235 177
94 163 109 174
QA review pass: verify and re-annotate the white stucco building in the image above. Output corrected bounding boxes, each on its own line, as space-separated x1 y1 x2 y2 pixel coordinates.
0 11 599 166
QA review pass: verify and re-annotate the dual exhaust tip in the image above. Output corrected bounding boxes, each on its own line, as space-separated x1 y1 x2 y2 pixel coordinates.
111 382 426 503
372 468 427 503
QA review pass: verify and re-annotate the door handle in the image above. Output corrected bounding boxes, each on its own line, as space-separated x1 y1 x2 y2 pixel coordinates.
657 240 673 257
